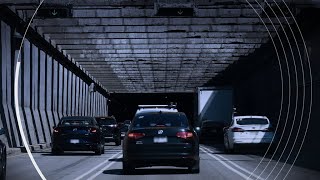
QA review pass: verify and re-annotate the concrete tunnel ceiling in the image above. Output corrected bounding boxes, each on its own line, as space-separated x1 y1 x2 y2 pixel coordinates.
5 0 303 93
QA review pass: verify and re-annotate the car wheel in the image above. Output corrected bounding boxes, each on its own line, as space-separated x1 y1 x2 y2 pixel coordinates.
115 139 121 146
95 144 102 155
224 138 231 153
95 149 102 155
229 144 236 154
188 160 200 174
101 145 105 154
52 148 63 155
123 161 134 175
0 153 6 180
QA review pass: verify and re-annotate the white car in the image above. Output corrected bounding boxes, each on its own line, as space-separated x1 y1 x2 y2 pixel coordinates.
223 115 275 153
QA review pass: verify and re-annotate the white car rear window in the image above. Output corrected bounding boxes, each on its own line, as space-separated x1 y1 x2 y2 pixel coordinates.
236 118 268 125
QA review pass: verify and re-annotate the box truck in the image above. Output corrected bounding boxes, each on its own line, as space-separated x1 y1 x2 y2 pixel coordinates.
194 87 234 142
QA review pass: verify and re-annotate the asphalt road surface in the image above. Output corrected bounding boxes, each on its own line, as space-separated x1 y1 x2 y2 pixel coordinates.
7 143 320 180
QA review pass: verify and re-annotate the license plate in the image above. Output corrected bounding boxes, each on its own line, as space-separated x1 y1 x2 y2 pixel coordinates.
70 139 80 144
153 137 168 143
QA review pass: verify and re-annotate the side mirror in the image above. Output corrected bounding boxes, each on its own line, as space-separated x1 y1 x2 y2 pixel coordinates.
0 128 5 135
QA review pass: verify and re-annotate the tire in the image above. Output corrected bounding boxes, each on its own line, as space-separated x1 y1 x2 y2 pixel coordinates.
0 153 6 180
95 144 102 155
188 160 200 174
115 139 121 146
123 161 134 175
51 148 63 155
101 146 105 154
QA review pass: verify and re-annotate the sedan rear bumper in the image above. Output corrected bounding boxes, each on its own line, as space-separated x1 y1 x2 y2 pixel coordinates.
123 153 199 167
52 142 100 151
124 152 198 167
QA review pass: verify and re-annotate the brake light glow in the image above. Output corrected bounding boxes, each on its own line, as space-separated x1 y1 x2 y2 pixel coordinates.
232 127 245 132
53 128 59 133
90 128 97 133
128 133 145 139
176 132 193 139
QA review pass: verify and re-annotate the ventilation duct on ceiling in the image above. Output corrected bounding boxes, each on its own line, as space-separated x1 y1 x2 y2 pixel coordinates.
154 0 196 17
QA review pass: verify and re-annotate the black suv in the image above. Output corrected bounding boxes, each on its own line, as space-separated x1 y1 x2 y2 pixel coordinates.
96 116 121 146
122 111 200 174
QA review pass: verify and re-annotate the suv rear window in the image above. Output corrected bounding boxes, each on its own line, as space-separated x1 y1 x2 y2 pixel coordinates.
132 112 188 128
236 118 269 125
96 118 116 125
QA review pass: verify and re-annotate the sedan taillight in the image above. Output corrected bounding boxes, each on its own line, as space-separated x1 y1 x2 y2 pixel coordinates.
90 128 98 133
176 132 193 139
232 127 245 132
53 127 59 133
128 132 145 139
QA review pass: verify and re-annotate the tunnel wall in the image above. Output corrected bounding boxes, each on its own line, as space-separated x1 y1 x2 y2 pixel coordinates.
0 20 108 148
230 10 319 170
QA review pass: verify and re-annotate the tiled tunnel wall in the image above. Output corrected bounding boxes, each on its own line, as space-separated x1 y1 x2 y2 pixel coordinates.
0 20 108 148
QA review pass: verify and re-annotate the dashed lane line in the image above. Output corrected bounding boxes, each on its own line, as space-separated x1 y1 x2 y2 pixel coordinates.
200 146 265 180
74 151 121 180
87 155 123 180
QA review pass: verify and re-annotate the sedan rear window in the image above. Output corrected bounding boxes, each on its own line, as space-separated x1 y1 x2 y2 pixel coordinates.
96 118 116 125
60 119 93 126
236 118 269 125
132 113 188 128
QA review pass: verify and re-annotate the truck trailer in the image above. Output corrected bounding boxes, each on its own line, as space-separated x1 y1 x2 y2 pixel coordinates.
194 87 234 142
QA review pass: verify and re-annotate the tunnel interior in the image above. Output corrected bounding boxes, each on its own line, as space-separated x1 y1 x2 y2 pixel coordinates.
0 0 319 172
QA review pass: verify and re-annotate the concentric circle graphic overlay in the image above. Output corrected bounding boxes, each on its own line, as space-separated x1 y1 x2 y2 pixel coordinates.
14 0 46 180
243 1 312 180
244 1 286 179
13 1 312 180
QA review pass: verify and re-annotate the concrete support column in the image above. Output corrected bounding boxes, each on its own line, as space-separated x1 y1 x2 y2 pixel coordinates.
85 84 90 116
21 40 37 145
58 64 63 119
66 70 71 116
0 21 15 147
52 60 59 125
45 55 55 132
31 44 45 144
75 76 80 116
72 74 76 116
38 50 50 143
62 67 68 117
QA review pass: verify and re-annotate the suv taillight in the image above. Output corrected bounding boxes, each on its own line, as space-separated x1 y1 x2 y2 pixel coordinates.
90 128 97 133
53 127 60 133
176 132 193 139
232 127 245 132
128 133 145 139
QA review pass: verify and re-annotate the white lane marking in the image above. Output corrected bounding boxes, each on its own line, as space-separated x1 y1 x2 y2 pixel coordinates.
200 147 254 180
200 146 265 180
87 154 123 180
74 151 121 180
